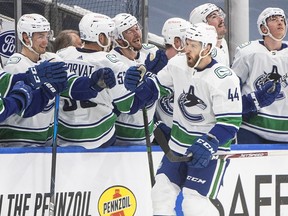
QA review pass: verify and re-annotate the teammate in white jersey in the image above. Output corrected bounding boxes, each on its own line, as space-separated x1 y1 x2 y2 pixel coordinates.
124 23 242 215
0 13 112 146
231 7 285 143
190 4 281 144
57 13 138 148
189 3 229 67
110 13 168 145
154 17 190 143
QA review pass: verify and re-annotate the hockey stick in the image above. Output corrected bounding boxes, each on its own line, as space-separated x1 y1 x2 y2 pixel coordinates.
154 127 288 162
154 127 192 162
137 64 155 186
49 94 60 216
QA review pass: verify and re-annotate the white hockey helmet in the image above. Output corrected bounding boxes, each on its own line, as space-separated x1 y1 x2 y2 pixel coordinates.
79 13 115 48
113 13 139 40
161 17 190 50
189 3 224 24
185 22 217 52
257 7 287 40
17 13 50 42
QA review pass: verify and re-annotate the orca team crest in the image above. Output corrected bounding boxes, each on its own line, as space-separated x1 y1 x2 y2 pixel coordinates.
178 85 206 122
0 30 15 58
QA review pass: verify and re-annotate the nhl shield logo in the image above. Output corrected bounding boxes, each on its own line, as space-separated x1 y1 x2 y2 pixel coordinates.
0 30 15 58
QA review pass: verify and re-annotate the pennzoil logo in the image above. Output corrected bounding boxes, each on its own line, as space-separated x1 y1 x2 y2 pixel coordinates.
98 185 137 216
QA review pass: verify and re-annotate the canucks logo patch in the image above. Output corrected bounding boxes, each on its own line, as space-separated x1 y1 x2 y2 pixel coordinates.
106 54 119 63
214 66 232 79
6 56 21 64
142 43 156 50
178 85 206 122
239 41 251 49
211 47 217 59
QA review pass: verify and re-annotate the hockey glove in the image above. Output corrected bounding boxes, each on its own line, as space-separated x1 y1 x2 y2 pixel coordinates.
145 49 168 74
9 81 33 112
243 81 281 113
26 60 68 89
41 81 68 100
124 65 146 91
185 134 219 168
90 68 116 92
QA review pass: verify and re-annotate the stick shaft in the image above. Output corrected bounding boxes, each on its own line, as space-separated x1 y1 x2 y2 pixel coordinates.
142 108 155 186
213 150 287 159
49 95 60 216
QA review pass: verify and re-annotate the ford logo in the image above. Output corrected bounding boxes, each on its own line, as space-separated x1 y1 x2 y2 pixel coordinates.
0 30 15 58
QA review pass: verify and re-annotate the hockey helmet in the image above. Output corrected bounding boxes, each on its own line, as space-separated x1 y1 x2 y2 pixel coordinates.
161 17 190 47
79 13 115 47
113 13 139 40
257 7 286 38
17 13 50 42
185 22 217 53
189 3 225 24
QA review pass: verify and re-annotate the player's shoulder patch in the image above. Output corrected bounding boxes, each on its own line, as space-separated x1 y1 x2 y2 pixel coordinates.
211 47 217 58
238 41 251 49
6 56 21 65
142 43 156 50
106 53 120 63
214 66 233 79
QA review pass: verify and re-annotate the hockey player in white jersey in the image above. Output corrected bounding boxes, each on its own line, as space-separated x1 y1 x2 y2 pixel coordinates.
161 17 190 60
0 13 114 146
124 23 242 215
110 13 168 145
154 17 190 143
189 3 230 67
231 7 285 144
57 13 139 148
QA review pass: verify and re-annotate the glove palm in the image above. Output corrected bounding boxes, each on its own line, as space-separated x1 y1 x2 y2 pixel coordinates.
124 66 145 91
145 49 168 74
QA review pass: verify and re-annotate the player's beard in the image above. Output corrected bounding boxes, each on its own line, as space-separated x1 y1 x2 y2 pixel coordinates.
130 37 142 51
186 54 200 68
216 22 227 39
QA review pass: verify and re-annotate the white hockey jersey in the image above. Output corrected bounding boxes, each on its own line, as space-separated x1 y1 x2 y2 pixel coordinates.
0 52 62 146
155 55 242 154
109 44 158 145
57 46 133 148
232 40 288 142
156 39 230 130
212 38 230 67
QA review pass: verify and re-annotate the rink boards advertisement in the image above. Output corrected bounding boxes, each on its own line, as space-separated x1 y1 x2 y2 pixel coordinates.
0 14 15 66
0 145 287 216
